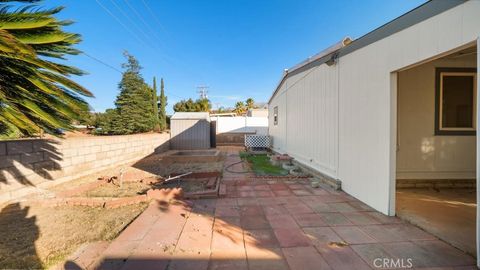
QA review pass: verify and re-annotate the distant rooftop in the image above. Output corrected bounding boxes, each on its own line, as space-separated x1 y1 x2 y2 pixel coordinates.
171 112 210 120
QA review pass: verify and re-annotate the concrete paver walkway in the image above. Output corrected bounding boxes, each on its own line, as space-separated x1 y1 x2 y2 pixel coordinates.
67 149 476 270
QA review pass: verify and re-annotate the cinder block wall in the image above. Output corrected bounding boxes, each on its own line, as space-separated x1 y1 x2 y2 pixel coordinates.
216 133 248 146
0 133 170 202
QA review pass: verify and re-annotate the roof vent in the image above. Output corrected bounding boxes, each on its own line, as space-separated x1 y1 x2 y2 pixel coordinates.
342 37 353 46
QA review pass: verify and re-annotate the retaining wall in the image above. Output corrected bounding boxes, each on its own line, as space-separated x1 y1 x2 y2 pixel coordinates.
0 133 170 202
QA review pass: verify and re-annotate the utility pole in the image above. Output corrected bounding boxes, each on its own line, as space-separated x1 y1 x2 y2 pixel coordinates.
196 85 209 99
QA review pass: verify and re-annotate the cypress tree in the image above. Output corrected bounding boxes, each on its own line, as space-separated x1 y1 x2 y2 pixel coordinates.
159 78 167 131
114 52 155 134
152 77 160 131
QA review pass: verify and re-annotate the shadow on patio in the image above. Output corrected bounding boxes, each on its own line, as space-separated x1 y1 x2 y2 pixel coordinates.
60 148 476 270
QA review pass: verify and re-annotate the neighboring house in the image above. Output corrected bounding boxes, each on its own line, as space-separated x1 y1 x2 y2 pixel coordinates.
268 0 479 261
247 108 269 117
210 112 237 117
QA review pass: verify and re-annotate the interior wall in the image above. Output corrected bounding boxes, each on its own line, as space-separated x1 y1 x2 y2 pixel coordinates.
397 56 477 179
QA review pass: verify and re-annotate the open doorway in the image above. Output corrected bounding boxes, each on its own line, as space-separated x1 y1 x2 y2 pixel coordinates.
395 44 477 257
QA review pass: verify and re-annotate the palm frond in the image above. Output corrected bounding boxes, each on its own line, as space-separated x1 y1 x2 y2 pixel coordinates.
0 1 91 137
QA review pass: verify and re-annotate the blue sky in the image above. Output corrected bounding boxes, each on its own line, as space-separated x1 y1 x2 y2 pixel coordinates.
48 0 425 114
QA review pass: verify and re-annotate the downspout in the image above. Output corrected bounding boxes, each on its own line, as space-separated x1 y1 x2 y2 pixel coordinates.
285 72 288 154
476 36 480 268
336 54 341 182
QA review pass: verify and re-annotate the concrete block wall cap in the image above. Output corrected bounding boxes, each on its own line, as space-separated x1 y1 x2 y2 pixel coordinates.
282 163 297 170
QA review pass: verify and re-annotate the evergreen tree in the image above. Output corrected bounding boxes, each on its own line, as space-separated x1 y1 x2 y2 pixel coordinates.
152 77 160 131
158 78 167 131
114 52 155 134
94 109 118 135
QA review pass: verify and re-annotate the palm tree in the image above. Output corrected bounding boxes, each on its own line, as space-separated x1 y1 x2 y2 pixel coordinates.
234 101 246 115
0 1 92 137
246 98 255 109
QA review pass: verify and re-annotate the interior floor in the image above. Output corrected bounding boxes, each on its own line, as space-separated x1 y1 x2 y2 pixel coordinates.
396 188 476 257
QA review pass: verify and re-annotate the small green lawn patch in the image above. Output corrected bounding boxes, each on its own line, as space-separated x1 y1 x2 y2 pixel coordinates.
241 152 288 176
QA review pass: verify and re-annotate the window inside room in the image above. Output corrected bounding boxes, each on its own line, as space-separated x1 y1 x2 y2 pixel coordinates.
436 68 477 135
273 106 278 125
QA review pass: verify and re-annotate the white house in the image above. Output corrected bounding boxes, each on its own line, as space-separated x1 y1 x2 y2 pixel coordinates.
268 0 479 261
247 108 269 118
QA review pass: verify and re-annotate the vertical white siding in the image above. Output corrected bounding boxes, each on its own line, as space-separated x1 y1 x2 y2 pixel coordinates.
269 65 339 177
284 65 339 177
269 0 480 215
269 83 287 152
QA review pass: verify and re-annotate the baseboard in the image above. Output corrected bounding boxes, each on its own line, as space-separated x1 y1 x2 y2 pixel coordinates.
396 178 476 189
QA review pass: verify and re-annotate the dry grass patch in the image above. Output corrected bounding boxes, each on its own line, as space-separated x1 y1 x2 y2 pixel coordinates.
0 202 147 269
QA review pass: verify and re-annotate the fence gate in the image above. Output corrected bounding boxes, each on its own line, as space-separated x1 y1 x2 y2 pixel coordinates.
210 120 217 148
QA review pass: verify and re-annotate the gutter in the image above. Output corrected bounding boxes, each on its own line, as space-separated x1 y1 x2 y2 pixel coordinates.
268 37 352 103
267 0 466 104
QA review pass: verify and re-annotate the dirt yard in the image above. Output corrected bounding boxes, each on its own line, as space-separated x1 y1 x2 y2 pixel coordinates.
78 181 153 197
133 152 225 176
161 178 210 193
0 202 147 269
49 152 225 196
0 151 226 269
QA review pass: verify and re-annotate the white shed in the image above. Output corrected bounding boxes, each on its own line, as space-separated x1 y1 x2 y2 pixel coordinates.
170 112 211 149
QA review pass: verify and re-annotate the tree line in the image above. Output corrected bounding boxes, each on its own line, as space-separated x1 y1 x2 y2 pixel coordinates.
173 97 260 116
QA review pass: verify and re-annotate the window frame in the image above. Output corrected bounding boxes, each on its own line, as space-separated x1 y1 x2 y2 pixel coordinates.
434 67 477 136
273 106 278 125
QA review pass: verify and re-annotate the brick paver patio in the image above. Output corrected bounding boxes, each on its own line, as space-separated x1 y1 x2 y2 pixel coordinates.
65 148 477 269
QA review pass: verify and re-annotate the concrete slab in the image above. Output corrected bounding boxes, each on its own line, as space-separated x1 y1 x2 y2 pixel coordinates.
69 148 476 270
396 188 476 256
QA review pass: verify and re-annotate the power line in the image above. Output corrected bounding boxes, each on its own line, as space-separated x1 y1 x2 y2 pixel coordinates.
123 0 165 46
116 0 207 83
92 1 203 103
95 0 173 67
82 51 122 74
197 85 209 99
82 51 189 101
136 0 205 81
94 0 149 50
140 0 168 35
108 0 156 46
